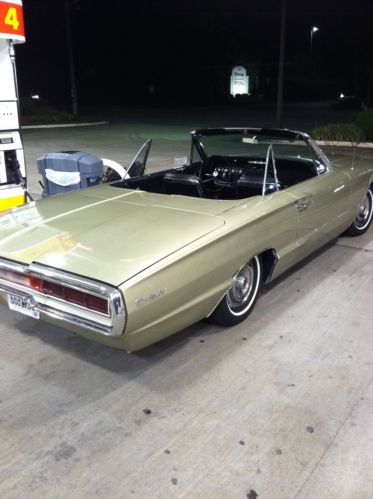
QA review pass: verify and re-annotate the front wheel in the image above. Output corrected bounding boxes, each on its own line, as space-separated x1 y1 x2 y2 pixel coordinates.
344 187 373 237
209 255 262 327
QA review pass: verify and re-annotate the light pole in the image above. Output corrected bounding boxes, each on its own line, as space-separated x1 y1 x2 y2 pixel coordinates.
310 26 319 56
65 0 80 117
276 0 287 127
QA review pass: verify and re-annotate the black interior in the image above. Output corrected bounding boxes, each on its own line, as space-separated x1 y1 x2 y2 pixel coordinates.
163 173 208 198
112 155 318 200
275 157 317 187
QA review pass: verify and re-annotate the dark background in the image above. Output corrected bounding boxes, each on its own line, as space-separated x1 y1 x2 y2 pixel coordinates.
15 0 373 109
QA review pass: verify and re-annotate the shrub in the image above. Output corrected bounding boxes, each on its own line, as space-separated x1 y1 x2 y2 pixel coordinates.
355 106 373 140
311 123 365 143
22 106 74 125
20 96 40 114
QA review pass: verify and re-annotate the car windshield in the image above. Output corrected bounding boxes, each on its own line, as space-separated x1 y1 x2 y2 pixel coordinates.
197 130 317 162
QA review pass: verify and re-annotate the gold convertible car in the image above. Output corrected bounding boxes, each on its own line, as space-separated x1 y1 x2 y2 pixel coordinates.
0 128 372 351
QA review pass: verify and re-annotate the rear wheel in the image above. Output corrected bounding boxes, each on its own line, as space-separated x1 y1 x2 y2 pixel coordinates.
209 255 262 327
344 187 373 237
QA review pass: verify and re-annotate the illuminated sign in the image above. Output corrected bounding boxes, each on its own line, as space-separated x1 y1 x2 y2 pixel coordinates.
0 0 25 43
230 66 249 97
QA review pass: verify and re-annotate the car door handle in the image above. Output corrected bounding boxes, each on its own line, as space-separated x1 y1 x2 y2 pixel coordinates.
295 198 312 212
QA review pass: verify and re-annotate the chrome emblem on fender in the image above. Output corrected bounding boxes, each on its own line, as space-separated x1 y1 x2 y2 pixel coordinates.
135 288 167 306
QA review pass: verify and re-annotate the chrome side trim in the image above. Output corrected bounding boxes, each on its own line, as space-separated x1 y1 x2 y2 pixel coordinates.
0 259 126 337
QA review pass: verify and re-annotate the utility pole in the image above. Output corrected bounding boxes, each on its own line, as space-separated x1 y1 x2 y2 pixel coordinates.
65 0 78 116
276 0 287 127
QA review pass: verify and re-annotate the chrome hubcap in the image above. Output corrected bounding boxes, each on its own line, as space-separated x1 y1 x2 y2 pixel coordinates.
227 262 255 310
355 193 371 228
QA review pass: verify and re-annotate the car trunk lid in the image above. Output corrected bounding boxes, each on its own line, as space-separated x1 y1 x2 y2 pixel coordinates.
0 188 229 285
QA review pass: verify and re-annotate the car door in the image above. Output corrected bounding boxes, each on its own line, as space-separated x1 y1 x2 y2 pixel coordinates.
286 168 351 259
244 146 300 280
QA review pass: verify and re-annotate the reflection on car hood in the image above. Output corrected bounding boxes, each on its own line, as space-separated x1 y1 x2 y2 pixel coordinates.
0 187 232 286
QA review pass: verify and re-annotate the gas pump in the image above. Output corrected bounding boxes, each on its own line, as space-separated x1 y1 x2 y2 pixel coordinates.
0 0 28 211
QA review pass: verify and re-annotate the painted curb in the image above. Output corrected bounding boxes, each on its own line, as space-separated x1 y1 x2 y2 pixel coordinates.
316 140 373 148
22 121 109 130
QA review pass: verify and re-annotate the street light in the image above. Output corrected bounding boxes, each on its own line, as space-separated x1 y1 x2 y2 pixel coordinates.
310 26 319 56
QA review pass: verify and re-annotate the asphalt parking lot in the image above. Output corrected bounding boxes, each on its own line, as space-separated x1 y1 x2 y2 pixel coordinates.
0 107 372 498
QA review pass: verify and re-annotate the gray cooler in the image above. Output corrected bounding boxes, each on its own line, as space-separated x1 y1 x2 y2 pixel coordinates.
37 151 103 196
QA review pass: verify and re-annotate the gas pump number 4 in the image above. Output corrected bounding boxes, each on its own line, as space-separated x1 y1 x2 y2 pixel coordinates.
5 7 19 30
0 1 25 38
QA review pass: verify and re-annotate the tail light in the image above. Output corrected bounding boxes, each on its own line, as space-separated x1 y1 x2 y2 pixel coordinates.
0 268 109 315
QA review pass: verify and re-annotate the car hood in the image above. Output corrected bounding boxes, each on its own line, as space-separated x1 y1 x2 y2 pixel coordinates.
0 186 230 285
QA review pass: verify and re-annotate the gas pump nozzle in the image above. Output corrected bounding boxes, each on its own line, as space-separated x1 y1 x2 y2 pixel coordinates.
7 154 33 202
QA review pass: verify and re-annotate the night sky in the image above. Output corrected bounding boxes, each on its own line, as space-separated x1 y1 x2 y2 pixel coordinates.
15 0 373 109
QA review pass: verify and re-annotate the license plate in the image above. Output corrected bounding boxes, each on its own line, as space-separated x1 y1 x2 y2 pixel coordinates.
7 293 40 319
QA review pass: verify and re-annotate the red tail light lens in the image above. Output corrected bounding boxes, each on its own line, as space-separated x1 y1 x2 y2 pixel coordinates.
85 294 108 314
64 287 86 307
29 276 43 291
0 268 30 287
39 280 109 315
42 281 62 298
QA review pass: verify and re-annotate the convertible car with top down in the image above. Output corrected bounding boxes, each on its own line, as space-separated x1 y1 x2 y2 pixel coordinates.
0 128 372 351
